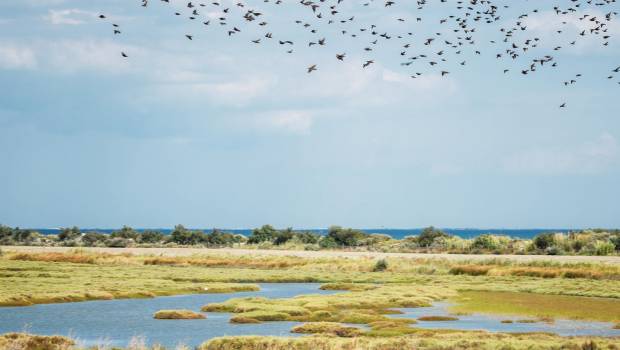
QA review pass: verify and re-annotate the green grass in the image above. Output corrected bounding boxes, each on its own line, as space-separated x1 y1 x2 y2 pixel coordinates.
2 250 620 349
2 250 620 348
450 290 620 322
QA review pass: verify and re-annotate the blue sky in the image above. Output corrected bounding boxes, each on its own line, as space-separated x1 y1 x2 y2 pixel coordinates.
1 0 619 229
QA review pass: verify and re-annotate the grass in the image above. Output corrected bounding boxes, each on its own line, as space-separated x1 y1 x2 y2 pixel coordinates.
2 249 620 346
417 316 459 321
201 283 445 328
199 332 620 350
450 264 612 279
290 322 363 337
450 290 620 322
0 333 74 350
153 309 206 319
1 250 620 349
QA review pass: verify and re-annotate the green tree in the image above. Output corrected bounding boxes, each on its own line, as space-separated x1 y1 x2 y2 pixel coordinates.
138 230 165 244
170 225 206 245
248 225 279 244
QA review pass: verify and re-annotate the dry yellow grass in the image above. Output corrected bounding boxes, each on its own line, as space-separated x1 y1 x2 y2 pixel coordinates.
0 333 74 350
153 309 206 319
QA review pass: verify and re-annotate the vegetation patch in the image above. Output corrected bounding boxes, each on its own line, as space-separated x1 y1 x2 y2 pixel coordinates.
153 309 206 319
229 316 262 324
451 291 620 322
201 284 448 336
0 333 74 350
417 315 459 321
291 322 363 337
9 252 98 265
319 283 378 291
144 255 309 269
199 332 620 350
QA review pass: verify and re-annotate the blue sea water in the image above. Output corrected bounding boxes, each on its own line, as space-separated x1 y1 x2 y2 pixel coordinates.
32 228 574 240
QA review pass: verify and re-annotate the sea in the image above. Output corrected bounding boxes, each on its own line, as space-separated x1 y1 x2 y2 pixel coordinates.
31 228 575 240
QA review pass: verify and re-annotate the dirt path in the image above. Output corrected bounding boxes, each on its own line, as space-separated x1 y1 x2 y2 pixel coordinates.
2 246 619 264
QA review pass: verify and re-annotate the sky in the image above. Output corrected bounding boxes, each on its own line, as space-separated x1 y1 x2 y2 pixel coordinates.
0 0 619 229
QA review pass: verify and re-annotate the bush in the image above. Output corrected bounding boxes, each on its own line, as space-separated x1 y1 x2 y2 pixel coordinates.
248 225 279 244
296 232 321 244
58 227 80 241
138 230 165 244
82 232 107 246
206 229 240 247
105 237 132 248
110 226 139 240
327 226 368 247
373 259 388 272
319 236 338 249
274 228 294 245
471 234 501 251
593 241 615 256
533 233 556 250
170 225 206 245
417 227 449 248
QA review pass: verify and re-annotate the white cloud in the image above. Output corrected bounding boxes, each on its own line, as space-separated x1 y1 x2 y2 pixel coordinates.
520 10 620 54
502 133 619 175
260 110 314 134
0 39 136 73
45 39 135 73
44 9 97 25
0 45 37 70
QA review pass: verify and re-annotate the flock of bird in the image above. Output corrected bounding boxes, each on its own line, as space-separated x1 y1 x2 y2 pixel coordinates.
98 0 619 108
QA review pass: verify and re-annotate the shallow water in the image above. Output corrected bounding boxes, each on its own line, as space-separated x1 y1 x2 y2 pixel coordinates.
0 283 338 349
389 302 620 337
1 284 619 349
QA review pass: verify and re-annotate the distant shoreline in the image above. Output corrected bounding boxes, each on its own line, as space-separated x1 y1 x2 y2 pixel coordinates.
29 228 578 240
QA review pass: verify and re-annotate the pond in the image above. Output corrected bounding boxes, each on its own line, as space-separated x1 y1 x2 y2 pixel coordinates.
1 284 619 349
0 283 338 349
388 302 620 337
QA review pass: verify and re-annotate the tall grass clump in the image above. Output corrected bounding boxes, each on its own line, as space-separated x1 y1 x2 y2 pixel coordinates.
153 309 206 319
373 259 388 272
